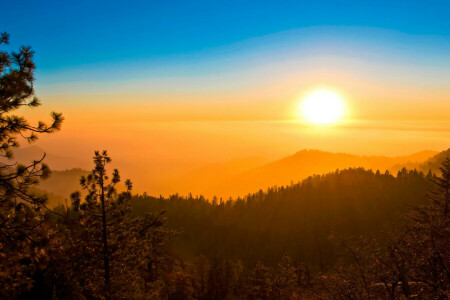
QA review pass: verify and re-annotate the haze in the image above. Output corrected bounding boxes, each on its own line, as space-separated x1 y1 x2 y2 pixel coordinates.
3 1 450 299
4 1 450 195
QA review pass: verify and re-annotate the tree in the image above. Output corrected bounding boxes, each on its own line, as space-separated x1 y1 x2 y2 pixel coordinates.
246 261 273 300
0 32 63 297
409 157 450 297
272 254 299 299
0 32 63 207
319 159 450 299
68 151 172 299
70 151 132 300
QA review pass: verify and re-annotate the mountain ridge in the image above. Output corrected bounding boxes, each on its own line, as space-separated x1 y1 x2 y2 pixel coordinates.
168 148 442 198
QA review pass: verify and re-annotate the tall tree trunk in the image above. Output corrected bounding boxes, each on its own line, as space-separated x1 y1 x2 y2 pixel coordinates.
100 172 111 300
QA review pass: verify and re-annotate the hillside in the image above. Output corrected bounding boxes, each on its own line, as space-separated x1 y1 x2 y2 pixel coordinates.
38 168 89 206
417 148 450 174
4 146 88 170
169 156 268 195
172 149 438 198
34 148 447 204
132 167 434 267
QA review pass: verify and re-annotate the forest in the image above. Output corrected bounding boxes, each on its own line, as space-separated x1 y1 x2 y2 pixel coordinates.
1 31 450 300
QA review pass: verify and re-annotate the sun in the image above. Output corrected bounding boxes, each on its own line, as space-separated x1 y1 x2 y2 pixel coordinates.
298 89 346 124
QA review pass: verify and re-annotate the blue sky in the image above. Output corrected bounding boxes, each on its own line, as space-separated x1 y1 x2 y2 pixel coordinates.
3 0 450 187
2 0 449 123
3 0 450 71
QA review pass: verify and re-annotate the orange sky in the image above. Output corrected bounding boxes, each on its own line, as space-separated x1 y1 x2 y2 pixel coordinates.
17 28 450 194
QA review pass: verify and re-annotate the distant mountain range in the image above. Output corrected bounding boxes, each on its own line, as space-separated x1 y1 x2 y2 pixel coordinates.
170 149 448 198
0 146 88 207
413 148 450 174
8 146 89 170
14 146 449 206
37 168 89 207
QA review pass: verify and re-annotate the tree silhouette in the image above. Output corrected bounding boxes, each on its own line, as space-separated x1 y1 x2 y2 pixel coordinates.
0 32 63 205
67 151 172 299
0 32 63 296
70 151 131 299
246 261 272 300
272 254 298 299
409 157 450 297
319 159 450 299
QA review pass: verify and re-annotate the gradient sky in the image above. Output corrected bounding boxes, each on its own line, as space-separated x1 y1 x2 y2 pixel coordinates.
3 1 450 65
3 0 449 119
3 1 450 193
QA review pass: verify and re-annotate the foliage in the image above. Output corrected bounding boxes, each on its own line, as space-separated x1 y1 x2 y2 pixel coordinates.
1 31 448 299
0 32 63 297
132 168 433 268
62 151 172 299
319 159 450 299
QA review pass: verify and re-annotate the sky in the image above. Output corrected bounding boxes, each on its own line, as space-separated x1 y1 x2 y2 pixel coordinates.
2 0 450 193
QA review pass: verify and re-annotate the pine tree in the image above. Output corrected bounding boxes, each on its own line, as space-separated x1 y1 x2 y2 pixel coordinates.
272 254 298 299
246 261 273 300
192 255 210 299
410 157 450 297
0 32 63 297
67 151 171 299
69 151 132 299
430 157 450 218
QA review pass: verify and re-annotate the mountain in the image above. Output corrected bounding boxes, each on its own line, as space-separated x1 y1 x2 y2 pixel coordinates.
169 156 268 196
0 146 89 206
8 146 88 170
20 146 448 203
417 148 450 174
172 149 438 198
39 167 136 208
389 148 450 175
38 168 90 206
132 167 434 267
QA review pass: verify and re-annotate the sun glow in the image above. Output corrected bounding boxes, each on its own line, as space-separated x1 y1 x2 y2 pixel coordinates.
299 89 346 124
